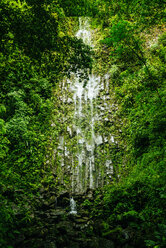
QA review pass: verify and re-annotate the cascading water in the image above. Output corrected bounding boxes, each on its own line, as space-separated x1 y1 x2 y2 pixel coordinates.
71 18 101 193
57 17 115 194
69 197 77 215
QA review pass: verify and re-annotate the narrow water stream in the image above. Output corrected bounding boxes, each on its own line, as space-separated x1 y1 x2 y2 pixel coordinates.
69 197 77 215
58 17 115 194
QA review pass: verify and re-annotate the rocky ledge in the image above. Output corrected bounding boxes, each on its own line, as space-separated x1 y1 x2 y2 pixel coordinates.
13 189 134 248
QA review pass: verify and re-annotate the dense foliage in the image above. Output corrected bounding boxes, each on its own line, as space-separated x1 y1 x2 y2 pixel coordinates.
0 0 92 246
89 0 166 247
0 0 165 247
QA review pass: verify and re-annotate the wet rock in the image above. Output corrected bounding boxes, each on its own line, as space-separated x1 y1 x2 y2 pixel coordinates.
58 196 70 207
52 209 66 216
78 209 89 217
57 220 75 235
57 191 70 207
74 217 89 224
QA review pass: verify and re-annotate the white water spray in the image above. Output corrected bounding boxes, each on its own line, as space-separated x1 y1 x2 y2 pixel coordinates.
69 197 77 215
70 18 102 193
57 17 115 193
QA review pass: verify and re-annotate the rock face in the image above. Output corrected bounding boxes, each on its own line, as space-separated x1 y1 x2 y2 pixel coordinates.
13 188 139 248
13 190 116 248
51 17 119 195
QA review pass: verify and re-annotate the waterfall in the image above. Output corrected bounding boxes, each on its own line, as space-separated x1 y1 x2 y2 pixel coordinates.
71 18 101 193
57 17 115 194
69 197 77 215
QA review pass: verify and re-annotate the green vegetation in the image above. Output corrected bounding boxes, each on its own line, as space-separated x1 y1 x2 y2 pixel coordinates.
88 0 166 247
0 0 165 247
0 0 92 246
